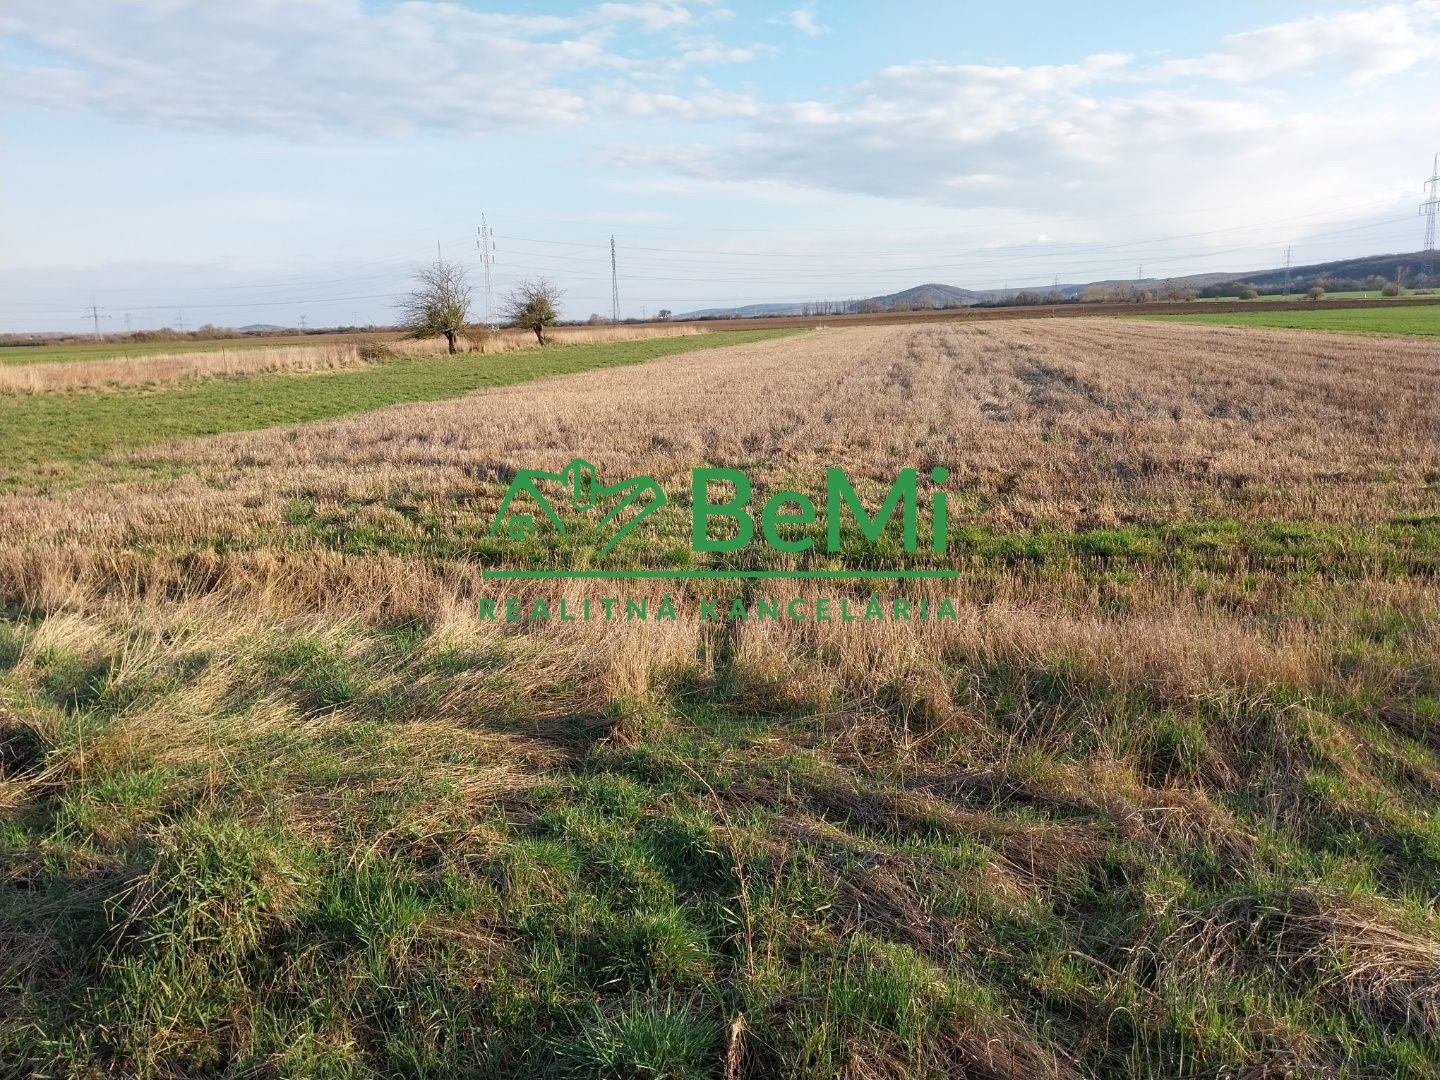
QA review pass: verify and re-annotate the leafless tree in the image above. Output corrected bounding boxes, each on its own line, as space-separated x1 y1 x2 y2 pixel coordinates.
397 260 472 354
502 278 564 344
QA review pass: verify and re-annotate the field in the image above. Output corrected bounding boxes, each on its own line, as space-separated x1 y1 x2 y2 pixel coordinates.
3 319 1440 1077
1142 305 1440 337
0 323 722 368
0 335 380 367
0 329 788 477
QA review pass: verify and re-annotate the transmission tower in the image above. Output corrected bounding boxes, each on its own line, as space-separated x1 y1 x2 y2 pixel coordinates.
610 235 620 323
1422 153 1439 281
476 215 496 327
83 297 109 336
1282 247 1293 296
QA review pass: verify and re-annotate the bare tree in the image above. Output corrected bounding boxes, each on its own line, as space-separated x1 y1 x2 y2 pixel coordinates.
397 260 472 354
502 278 564 344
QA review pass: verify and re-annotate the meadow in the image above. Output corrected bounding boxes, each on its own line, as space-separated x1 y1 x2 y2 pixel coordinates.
2 319 1439 1077
0 328 787 478
1142 304 1440 337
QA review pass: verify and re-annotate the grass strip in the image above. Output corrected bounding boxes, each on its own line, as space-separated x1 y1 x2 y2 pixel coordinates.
0 329 799 472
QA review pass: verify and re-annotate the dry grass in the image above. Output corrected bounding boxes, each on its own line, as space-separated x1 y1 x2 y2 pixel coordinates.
0 341 380 393
427 321 706 355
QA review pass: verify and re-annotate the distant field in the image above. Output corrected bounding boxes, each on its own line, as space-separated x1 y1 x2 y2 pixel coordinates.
0 329 797 475
0 323 722 367
0 333 392 366
1141 305 1440 337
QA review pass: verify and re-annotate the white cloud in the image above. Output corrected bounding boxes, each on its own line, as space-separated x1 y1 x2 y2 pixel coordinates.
1151 1 1440 84
594 2 694 31
599 3 1435 237
678 38 768 65
600 86 762 119
2 0 1435 242
0 0 754 136
786 4 829 37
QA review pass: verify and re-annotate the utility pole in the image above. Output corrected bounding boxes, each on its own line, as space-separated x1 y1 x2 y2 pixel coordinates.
436 239 442 266
1422 153 1439 281
610 235 620 323
124 313 132 334
177 312 185 333
299 315 307 333
477 215 496 328
84 297 107 336
1283 246 1293 296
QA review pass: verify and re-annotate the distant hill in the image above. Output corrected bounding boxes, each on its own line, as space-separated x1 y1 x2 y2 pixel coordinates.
239 323 287 332
871 283 986 309
677 302 818 319
676 250 1433 318
1172 251 1431 290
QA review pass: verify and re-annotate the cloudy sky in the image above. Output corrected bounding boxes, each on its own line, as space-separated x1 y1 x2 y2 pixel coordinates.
2 0 1437 331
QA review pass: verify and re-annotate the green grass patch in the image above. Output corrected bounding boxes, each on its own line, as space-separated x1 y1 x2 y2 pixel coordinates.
0 329 799 474
6 607 1440 1075
1140 305 1440 337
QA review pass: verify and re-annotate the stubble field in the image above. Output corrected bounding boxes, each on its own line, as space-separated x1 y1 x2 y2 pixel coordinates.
2 320 1439 1077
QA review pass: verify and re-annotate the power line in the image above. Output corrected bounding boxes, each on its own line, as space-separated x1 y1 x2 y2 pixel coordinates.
82 297 109 336
609 235 622 322
1283 246 1292 295
1422 153 1439 280
477 214 496 328
4 203 1427 331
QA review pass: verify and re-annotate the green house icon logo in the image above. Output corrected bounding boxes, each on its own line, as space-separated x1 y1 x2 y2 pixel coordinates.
488 458 666 558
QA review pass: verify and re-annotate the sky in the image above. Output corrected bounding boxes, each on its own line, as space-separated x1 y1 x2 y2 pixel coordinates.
1 0 1438 331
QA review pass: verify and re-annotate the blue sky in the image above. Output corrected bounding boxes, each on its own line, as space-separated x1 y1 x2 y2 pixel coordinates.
1 0 1437 331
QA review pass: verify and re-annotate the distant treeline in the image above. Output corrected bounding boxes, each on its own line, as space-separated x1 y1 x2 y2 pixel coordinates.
1194 270 1436 298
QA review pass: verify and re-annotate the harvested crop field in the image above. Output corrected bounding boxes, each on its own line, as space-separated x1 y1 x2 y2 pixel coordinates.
3 319 1439 1076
